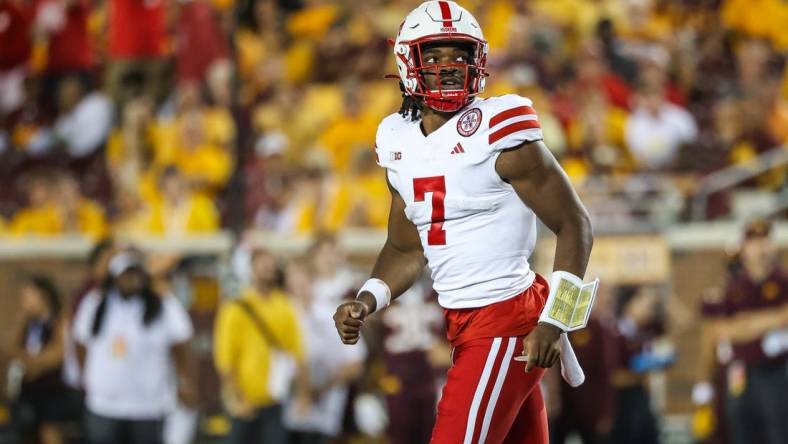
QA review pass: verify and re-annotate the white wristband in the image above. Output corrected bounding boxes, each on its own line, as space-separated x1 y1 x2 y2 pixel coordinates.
357 278 391 313
538 270 589 332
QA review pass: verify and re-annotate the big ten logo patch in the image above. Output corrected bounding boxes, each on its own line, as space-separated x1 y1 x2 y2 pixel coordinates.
457 108 482 137
390 151 402 161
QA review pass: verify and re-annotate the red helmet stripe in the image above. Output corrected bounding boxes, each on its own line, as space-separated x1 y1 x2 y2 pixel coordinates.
438 1 453 27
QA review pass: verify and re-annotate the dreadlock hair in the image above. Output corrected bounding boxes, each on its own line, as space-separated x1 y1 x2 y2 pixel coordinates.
397 81 422 121
91 269 162 337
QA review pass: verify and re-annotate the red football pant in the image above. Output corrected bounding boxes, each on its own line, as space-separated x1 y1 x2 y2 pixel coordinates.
430 336 548 444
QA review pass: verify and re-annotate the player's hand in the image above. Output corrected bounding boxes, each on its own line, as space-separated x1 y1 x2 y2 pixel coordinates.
333 301 369 345
521 323 562 372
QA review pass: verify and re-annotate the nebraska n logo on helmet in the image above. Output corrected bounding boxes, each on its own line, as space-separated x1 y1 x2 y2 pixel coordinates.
393 1 489 113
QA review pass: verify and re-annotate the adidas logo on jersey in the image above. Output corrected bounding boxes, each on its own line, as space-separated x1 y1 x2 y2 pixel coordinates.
450 143 465 155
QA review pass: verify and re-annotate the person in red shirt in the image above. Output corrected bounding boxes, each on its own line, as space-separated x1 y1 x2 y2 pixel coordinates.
0 0 33 116
34 0 92 76
104 0 168 104
174 0 228 84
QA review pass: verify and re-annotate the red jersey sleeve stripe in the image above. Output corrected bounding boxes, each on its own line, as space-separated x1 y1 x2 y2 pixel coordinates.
488 119 541 144
438 1 453 27
489 106 537 127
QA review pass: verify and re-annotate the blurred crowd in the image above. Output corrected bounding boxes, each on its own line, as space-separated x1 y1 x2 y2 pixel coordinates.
3 218 785 444
1 0 787 238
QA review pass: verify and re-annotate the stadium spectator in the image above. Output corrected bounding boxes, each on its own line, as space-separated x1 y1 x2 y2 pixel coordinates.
625 81 698 171
316 84 377 174
565 88 631 178
105 96 157 203
572 41 632 111
309 233 360 307
52 75 112 161
715 220 788 444
103 0 168 104
72 249 194 444
214 247 310 444
52 172 107 239
610 285 673 444
0 0 32 116
377 277 447 444
154 82 234 195
322 149 389 231
721 0 788 51
549 316 618 444
283 254 367 444
63 237 116 391
253 167 323 234
4 76 55 156
7 275 70 444
139 165 220 236
690 287 731 444
174 0 229 84
8 170 61 235
6 170 102 238
32 0 94 98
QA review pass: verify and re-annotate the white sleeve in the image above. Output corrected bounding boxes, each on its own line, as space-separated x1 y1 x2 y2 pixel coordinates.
487 95 544 152
162 296 194 345
72 292 101 345
56 93 114 158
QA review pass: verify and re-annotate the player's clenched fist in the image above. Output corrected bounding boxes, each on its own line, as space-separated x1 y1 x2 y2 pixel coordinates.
522 323 562 372
333 301 369 345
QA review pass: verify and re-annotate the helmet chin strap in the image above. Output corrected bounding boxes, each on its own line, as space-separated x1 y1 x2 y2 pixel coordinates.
424 95 471 113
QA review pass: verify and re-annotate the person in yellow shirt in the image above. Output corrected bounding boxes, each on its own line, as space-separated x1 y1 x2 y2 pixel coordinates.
322 149 390 231
142 166 220 236
316 87 378 174
9 172 62 236
153 106 234 195
105 97 160 205
54 174 108 239
214 248 311 444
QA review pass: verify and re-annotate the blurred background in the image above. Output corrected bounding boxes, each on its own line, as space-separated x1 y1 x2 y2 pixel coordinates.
0 0 786 443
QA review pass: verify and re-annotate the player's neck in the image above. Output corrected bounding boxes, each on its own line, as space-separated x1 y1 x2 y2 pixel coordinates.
420 107 457 136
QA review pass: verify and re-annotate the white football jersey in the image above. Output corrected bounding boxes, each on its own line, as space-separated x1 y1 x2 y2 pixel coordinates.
375 94 544 309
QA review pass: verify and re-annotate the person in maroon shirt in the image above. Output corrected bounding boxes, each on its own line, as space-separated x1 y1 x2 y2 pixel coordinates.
609 285 673 444
0 0 33 115
377 278 447 444
691 286 732 444
716 219 788 444
549 316 617 444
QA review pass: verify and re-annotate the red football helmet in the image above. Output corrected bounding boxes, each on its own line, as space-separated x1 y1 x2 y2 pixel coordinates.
393 1 488 113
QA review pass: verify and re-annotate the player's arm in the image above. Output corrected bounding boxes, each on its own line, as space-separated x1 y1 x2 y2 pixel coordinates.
496 140 594 370
334 180 426 345
496 140 593 277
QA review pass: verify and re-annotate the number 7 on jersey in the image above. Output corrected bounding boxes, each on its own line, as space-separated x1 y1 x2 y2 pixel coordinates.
413 176 447 246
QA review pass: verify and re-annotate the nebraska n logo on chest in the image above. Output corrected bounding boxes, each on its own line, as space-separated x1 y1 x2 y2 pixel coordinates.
457 108 482 137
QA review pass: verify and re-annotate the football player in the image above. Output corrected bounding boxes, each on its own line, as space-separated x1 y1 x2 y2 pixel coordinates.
333 2 594 443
